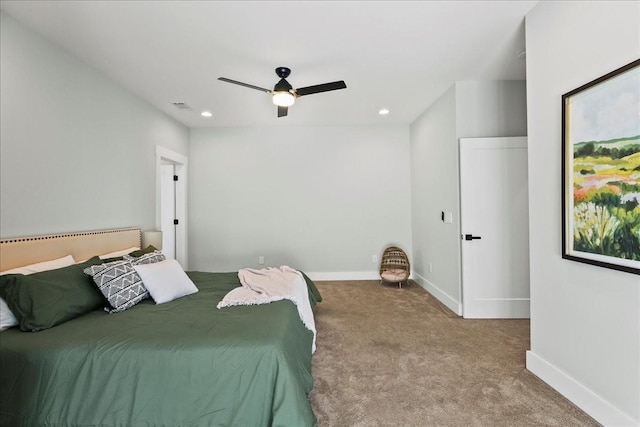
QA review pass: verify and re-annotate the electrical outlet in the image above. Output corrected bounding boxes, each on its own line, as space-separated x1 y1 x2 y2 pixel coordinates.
258 256 265 265
429 262 433 273
372 254 378 263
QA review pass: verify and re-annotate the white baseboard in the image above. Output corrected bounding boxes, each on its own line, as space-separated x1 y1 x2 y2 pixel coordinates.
307 271 463 317
307 271 421 282
412 272 462 316
526 351 638 427
306 271 381 281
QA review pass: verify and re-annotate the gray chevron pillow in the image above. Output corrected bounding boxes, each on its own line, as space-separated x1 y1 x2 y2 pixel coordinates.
84 260 150 313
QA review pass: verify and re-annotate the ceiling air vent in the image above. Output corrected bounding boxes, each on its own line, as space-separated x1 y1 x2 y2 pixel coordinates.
172 102 192 111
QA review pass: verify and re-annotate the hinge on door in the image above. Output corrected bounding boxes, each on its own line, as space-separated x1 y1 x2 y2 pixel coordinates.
174 219 179 225
173 175 178 181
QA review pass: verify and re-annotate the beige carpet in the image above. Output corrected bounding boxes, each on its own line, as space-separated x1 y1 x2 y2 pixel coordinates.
310 280 600 427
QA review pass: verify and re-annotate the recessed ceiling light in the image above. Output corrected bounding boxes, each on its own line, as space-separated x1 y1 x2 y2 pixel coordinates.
379 108 390 115
201 111 212 117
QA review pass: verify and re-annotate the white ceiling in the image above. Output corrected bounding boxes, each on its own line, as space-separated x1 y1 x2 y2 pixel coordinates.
0 1 538 128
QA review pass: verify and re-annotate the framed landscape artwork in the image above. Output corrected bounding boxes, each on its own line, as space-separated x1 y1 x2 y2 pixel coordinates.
562 59 640 275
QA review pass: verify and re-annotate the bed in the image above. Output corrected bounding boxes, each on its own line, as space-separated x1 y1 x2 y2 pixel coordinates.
0 227 321 426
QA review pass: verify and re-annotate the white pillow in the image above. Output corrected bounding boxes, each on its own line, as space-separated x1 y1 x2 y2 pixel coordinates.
133 259 198 304
1 254 76 275
0 299 18 332
0 254 76 331
99 246 140 259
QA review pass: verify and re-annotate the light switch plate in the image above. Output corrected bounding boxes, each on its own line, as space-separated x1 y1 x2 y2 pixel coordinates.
445 212 453 224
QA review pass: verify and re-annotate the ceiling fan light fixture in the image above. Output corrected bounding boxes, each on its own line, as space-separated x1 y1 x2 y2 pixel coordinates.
218 66 346 117
272 91 295 107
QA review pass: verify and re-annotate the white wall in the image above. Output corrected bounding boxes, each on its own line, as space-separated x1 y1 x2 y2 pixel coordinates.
410 86 460 311
189 125 412 277
410 81 527 314
0 13 189 238
525 2 639 425
456 80 527 138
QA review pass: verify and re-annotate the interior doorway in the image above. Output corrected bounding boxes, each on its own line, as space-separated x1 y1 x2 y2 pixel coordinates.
156 146 187 268
160 162 176 259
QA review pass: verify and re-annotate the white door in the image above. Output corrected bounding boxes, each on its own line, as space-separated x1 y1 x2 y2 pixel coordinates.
460 137 530 318
160 163 176 259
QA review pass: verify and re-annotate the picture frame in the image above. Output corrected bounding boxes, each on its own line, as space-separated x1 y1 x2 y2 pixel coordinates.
562 59 640 275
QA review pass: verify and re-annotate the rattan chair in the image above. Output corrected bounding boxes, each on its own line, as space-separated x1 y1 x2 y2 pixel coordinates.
379 246 410 288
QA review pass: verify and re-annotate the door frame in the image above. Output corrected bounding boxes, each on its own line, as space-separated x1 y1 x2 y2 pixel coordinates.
155 145 188 268
160 162 176 259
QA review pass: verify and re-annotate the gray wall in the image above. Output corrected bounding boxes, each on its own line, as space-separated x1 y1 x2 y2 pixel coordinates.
525 1 639 425
410 81 527 314
456 81 528 138
410 86 460 311
188 125 412 277
0 13 189 238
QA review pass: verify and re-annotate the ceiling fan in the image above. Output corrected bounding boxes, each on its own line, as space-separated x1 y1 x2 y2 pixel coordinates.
218 67 347 117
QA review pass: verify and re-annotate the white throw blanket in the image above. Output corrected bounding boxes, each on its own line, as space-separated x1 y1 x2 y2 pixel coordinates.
217 266 316 353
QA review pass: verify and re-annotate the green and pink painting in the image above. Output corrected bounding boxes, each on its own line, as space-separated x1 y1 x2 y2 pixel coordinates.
572 136 640 260
565 61 639 268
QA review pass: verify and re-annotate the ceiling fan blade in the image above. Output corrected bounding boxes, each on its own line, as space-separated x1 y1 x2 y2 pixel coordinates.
277 106 288 117
218 77 271 93
296 80 347 97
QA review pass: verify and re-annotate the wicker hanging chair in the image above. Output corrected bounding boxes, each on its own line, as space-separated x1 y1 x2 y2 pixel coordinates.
379 246 410 288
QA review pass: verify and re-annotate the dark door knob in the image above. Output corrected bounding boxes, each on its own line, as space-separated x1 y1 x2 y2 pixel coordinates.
464 234 482 241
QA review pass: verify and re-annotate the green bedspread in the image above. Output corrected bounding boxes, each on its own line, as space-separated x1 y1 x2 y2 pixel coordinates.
0 271 322 427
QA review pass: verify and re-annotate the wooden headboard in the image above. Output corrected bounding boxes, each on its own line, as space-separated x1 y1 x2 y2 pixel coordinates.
0 227 142 272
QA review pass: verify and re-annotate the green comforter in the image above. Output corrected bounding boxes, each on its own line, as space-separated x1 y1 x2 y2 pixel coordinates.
0 271 321 426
